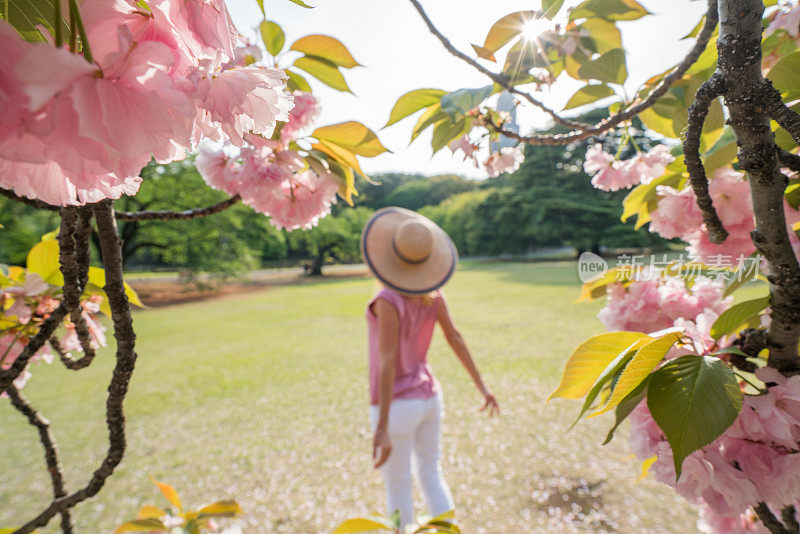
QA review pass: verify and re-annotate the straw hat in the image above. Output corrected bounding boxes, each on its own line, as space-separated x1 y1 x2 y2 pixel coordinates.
360 207 458 295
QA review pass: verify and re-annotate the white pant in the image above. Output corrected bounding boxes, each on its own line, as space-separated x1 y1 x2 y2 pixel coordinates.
369 393 454 528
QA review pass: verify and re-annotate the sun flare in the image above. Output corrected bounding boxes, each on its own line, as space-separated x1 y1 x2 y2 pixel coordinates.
520 17 550 41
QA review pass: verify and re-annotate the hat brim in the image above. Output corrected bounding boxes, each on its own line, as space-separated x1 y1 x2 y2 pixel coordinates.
361 207 458 295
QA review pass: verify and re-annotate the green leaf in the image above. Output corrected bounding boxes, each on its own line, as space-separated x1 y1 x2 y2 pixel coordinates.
592 333 681 417
384 89 445 128
293 56 351 92
290 35 360 68
570 0 650 22
7 0 70 43
620 171 683 225
260 20 285 56
440 86 493 120
603 375 649 445
710 295 770 340
550 332 648 400
86 266 146 309
473 11 536 59
286 70 312 93
312 121 389 158
767 52 800 95
564 84 615 110
639 106 677 138
288 0 314 7
542 0 565 19
431 118 469 154
576 48 627 85
647 355 742 479
702 136 737 173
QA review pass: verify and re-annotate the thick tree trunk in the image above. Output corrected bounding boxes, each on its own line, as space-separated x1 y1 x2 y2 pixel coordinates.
717 0 800 374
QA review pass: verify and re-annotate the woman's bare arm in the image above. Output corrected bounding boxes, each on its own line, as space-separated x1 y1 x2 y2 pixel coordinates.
436 294 499 415
373 298 399 467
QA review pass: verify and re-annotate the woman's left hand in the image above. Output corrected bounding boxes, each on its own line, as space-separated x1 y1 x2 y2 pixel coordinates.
480 391 500 417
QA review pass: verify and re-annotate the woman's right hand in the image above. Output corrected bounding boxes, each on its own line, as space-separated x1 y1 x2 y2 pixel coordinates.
372 426 392 468
480 391 500 417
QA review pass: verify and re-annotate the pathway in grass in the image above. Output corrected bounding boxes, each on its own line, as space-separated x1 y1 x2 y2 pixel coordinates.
1 261 699 532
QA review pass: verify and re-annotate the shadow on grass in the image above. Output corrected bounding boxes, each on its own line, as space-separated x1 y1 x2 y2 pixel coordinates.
532 476 617 532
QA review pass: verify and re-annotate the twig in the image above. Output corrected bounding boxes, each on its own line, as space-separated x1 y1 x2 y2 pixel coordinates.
756 503 792 534
0 209 83 394
49 337 93 371
409 0 718 145
7 386 73 534
14 201 138 533
407 0 588 130
0 187 60 211
115 195 241 221
684 76 729 244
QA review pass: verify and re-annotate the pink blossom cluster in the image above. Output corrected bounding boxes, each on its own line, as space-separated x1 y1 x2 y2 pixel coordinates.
629 366 800 533
1 274 106 391
597 275 731 335
196 95 338 231
583 144 673 192
448 136 524 177
0 0 292 206
648 167 800 263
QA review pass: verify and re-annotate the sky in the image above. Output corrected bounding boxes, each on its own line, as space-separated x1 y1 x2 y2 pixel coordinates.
226 0 708 179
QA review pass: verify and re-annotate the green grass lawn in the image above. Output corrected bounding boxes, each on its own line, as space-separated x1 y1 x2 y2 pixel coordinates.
2 261 739 533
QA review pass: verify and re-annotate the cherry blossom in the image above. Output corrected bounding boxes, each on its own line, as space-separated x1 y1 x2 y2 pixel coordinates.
485 146 524 177
280 91 320 141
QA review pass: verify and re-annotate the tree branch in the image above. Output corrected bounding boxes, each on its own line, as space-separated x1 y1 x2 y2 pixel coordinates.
49 336 94 371
0 187 60 211
684 75 729 244
14 201 139 534
756 503 793 534
778 149 800 173
7 386 73 534
114 195 241 221
714 0 800 374
409 0 718 145
782 505 800 533
759 81 800 146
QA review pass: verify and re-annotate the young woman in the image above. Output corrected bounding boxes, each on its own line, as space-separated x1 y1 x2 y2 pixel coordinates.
360 206 499 528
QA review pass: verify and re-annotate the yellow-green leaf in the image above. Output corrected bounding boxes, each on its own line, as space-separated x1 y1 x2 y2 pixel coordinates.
475 11 536 57
311 141 365 178
577 48 627 85
639 455 657 480
570 0 650 22
410 104 447 144
260 20 285 56
581 18 622 54
293 56 351 93
286 70 312 93
150 477 181 511
137 505 167 520
333 517 396 533
591 333 681 417
564 84 615 110
196 500 242 518
290 35 360 68
114 518 167 533
549 332 649 401
384 89 445 128
710 295 771 340
542 0 565 19
26 239 62 284
87 266 146 309
312 121 389 157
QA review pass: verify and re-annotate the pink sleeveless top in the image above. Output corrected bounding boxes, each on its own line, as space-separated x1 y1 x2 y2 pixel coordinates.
366 287 441 405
